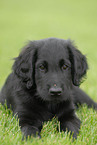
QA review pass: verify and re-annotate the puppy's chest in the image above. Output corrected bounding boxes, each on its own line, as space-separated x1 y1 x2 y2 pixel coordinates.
47 103 58 114
47 103 64 117
46 102 74 120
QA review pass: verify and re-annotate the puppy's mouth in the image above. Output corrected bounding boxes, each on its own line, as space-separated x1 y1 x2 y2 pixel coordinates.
49 87 62 97
50 93 61 98
45 87 64 102
48 94 64 102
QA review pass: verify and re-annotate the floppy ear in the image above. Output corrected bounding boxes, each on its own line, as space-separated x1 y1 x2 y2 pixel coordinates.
13 41 37 89
67 40 88 86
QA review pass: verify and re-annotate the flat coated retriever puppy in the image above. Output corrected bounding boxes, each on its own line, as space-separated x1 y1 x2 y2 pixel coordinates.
0 38 97 139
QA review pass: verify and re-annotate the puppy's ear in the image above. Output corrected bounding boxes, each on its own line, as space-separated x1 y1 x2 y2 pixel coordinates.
67 40 88 86
13 41 37 89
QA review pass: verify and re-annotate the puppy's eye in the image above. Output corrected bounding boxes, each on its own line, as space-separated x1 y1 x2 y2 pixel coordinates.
62 64 68 70
39 64 45 71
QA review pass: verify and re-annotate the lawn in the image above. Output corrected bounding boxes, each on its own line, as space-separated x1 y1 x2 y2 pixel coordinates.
0 0 97 144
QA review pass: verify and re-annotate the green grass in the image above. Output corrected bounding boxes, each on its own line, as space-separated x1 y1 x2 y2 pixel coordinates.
0 0 97 144
0 103 97 145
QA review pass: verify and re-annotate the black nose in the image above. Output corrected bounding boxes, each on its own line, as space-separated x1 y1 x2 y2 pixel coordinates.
49 87 62 96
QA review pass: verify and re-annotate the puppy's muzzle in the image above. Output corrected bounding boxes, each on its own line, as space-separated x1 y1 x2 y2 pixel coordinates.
49 87 62 96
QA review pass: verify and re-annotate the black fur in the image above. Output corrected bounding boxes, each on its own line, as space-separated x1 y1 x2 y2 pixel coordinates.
0 38 97 138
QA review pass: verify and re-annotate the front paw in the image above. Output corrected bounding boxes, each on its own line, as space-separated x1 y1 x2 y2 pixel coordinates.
21 125 40 139
60 118 81 139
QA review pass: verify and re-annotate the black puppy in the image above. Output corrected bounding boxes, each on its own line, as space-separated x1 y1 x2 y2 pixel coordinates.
0 38 97 138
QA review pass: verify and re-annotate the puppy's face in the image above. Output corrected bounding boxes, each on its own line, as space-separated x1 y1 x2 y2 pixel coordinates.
35 40 73 102
13 38 88 103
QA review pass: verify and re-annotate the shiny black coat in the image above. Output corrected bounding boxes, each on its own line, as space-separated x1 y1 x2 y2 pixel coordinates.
0 38 97 138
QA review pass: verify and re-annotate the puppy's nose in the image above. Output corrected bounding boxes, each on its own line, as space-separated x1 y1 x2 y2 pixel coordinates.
49 87 62 96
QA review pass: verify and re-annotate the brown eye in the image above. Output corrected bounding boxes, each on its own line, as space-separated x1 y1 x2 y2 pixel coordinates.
39 64 45 71
62 64 68 70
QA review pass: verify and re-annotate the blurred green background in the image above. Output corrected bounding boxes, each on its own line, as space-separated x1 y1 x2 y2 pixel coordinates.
0 0 97 101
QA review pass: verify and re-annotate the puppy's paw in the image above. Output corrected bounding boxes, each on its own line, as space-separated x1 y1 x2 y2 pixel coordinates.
21 125 40 139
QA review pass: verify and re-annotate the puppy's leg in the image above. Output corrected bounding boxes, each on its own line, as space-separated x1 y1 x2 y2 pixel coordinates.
73 87 97 109
60 114 81 139
19 116 43 139
18 107 53 139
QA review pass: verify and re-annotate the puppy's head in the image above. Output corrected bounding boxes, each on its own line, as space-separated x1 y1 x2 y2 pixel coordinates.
13 38 88 102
